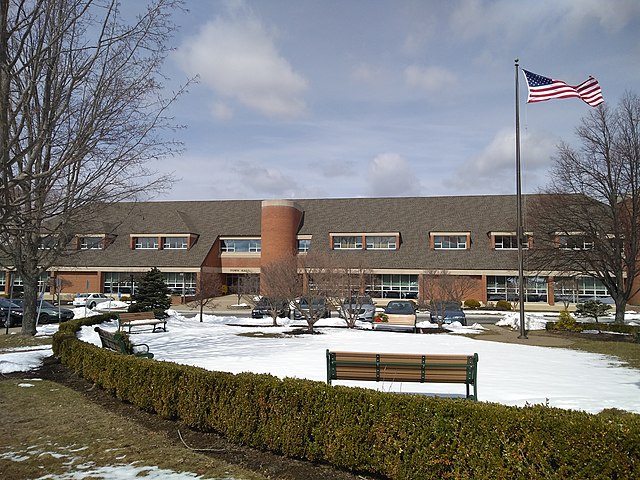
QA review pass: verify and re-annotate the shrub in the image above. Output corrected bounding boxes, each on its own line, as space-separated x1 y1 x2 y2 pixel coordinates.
556 309 580 331
495 299 512 311
575 300 612 323
464 299 481 309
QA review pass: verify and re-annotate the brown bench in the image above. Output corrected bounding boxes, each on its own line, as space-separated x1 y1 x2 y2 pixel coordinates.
118 311 167 333
326 350 478 400
94 327 154 358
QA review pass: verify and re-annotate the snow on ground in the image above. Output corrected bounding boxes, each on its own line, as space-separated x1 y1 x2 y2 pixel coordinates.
72 311 640 414
3 311 640 414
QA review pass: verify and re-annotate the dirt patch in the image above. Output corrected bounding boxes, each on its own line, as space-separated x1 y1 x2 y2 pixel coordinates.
7 356 374 480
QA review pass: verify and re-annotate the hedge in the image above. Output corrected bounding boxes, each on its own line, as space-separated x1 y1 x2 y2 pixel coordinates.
53 316 640 479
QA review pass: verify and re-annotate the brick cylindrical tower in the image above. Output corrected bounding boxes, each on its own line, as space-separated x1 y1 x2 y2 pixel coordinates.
260 200 303 267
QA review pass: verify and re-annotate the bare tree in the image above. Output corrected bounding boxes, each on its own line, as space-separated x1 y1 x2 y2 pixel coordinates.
332 261 374 328
235 274 260 308
0 1 186 334
420 270 476 326
528 93 640 324
194 270 223 323
260 256 301 326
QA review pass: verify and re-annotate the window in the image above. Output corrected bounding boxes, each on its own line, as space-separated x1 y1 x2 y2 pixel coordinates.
378 274 418 298
554 276 608 301
135 237 159 249
163 237 188 249
365 235 397 250
494 234 528 250
486 276 547 302
80 237 103 250
433 235 467 250
558 235 593 250
221 239 261 253
0 271 5 288
165 272 197 292
332 236 363 250
297 239 311 253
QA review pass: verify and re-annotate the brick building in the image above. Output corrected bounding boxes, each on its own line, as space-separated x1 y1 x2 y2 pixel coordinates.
0 195 621 305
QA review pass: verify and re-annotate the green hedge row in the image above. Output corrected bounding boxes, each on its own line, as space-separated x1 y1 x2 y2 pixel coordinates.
54 317 640 479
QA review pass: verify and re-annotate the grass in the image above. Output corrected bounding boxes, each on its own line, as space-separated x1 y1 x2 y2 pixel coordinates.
0 331 267 480
0 331 52 349
0 377 267 480
566 337 640 370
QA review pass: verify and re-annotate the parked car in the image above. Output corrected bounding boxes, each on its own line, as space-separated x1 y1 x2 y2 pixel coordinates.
339 295 375 322
0 298 23 327
373 300 417 332
251 297 291 318
72 293 112 309
430 301 467 326
293 296 331 320
10 299 74 324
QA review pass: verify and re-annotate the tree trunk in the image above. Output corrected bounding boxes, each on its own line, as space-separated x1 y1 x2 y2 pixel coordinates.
20 267 40 335
614 296 626 325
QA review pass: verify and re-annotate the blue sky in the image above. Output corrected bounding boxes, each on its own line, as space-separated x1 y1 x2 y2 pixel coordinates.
149 0 640 201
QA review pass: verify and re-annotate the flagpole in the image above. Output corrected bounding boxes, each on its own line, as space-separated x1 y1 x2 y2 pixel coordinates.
515 58 527 339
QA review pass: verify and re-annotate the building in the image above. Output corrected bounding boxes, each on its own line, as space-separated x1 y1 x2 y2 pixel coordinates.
0 195 618 305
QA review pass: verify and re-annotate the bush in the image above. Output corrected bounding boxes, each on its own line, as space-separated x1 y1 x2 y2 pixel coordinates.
556 309 580 331
495 299 512 311
464 299 481 309
52 317 640 479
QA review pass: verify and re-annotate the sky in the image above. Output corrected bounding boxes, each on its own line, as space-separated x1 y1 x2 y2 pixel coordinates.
3 308 640 415
136 0 640 202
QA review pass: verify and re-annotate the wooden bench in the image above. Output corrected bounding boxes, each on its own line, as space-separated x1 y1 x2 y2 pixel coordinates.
118 311 167 333
94 327 154 358
326 350 478 400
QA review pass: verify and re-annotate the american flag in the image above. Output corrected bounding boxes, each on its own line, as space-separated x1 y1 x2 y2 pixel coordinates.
522 70 604 107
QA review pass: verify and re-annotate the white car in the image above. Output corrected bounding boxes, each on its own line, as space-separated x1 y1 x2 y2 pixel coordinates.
72 293 112 309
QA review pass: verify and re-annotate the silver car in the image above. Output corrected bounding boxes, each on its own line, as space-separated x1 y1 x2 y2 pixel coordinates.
72 293 112 309
340 295 375 322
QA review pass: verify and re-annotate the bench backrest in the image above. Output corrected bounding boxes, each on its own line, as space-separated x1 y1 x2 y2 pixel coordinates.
119 311 155 322
94 327 129 354
326 350 478 399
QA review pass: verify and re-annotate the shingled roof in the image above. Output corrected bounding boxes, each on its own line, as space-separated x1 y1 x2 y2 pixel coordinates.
55 195 537 272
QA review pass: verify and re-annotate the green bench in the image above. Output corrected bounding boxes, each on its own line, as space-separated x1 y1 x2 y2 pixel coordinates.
326 350 478 400
94 327 154 358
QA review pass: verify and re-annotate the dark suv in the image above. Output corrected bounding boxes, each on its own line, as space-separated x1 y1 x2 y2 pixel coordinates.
430 301 467 326
251 297 291 319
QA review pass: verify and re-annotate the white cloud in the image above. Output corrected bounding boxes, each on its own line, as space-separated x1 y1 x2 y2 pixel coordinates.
367 153 421 197
174 4 307 119
210 102 233 120
405 65 457 95
450 0 639 43
237 165 301 196
450 127 557 193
